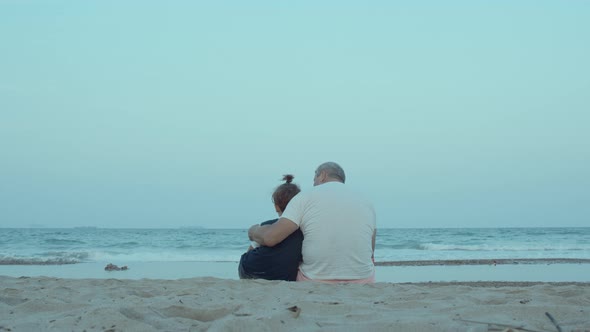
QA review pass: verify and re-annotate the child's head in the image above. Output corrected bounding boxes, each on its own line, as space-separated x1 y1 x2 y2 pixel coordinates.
272 174 301 215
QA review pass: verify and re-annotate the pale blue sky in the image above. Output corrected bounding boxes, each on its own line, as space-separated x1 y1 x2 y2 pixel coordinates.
1 1 589 228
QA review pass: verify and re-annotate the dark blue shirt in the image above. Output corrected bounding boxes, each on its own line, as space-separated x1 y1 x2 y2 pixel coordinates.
238 219 303 281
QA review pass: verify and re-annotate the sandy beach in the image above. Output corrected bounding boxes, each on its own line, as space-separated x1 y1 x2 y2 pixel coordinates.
1 276 589 332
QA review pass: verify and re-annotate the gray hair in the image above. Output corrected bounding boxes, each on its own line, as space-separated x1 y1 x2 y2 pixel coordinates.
316 162 346 183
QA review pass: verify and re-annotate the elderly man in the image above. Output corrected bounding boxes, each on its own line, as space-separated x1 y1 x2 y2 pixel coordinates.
249 162 376 283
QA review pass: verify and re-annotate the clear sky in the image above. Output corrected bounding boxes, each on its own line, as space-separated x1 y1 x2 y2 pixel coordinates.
1 1 589 228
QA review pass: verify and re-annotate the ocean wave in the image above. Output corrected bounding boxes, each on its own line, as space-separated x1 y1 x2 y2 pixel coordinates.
112 241 141 249
39 251 89 259
376 242 590 252
0 251 89 265
377 240 424 250
0 256 81 265
43 238 86 245
416 243 590 252
375 258 590 266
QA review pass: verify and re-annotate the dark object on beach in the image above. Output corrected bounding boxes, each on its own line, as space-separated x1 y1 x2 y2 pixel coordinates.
455 318 547 332
104 263 128 271
545 312 563 332
287 306 301 318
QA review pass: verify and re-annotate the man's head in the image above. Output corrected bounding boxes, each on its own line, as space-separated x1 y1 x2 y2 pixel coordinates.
313 162 346 186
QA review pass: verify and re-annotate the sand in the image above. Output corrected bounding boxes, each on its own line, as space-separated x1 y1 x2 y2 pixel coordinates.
1 276 589 332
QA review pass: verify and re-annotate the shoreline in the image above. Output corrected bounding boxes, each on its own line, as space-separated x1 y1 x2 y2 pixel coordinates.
1 276 589 331
3 257 590 266
2 261 590 283
375 258 590 266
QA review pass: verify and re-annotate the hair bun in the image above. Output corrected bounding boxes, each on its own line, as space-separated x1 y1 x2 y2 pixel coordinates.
282 174 294 184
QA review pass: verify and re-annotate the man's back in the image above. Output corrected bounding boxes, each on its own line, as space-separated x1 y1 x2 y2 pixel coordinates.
281 182 376 280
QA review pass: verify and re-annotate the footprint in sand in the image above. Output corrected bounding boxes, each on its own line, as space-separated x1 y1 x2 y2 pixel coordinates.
0 296 28 306
158 305 237 322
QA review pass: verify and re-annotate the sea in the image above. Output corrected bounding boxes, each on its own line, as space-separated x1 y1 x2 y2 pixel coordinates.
1 227 589 282
1 227 589 265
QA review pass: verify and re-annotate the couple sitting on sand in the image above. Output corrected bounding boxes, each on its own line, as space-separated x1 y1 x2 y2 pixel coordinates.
239 162 376 283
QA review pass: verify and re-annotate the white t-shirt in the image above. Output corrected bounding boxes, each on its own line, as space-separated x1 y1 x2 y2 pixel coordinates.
281 182 376 280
